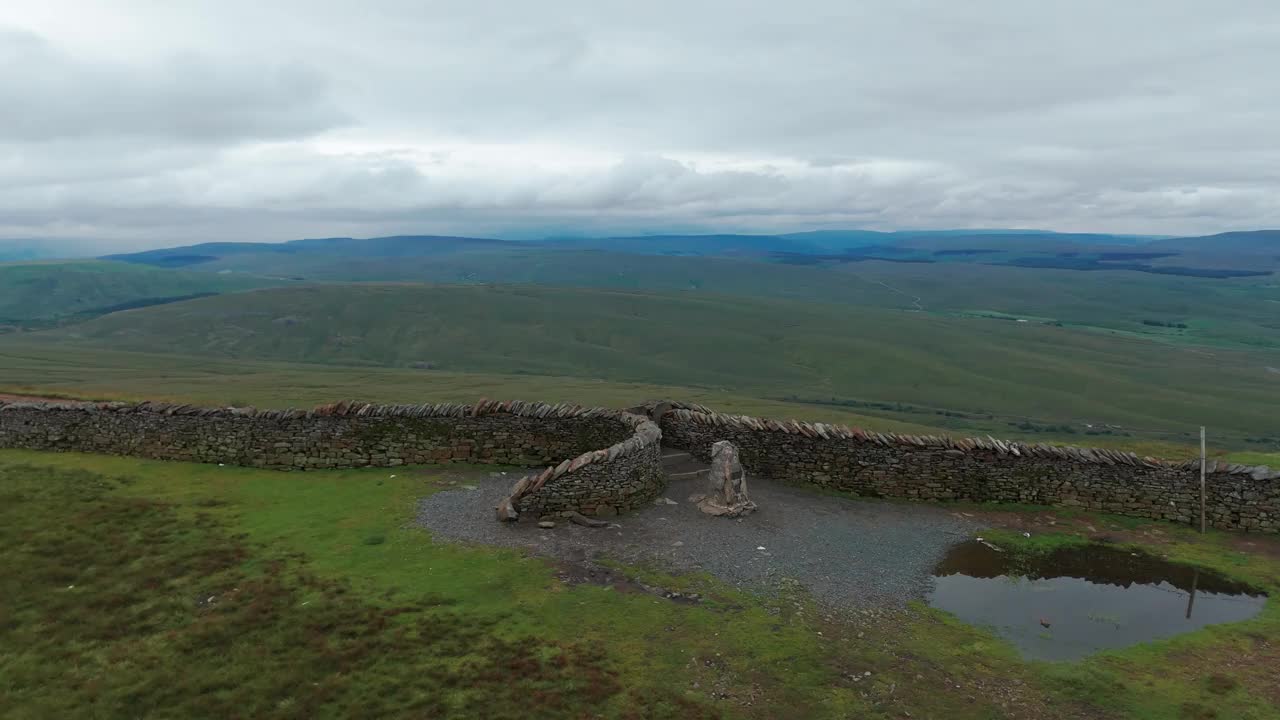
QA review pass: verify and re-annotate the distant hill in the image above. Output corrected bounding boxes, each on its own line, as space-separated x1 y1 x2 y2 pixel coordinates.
778 229 1159 250
38 283 1279 442
1147 230 1280 254
542 233 821 256
766 232 1275 276
0 239 102 262
550 230 1160 255
54 235 1279 351
100 228 1280 278
105 228 1173 268
111 247 1273 349
0 260 285 329
105 235 517 268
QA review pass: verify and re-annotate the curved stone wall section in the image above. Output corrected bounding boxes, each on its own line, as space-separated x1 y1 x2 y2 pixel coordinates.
0 399 664 519
497 414 663 521
653 403 1280 533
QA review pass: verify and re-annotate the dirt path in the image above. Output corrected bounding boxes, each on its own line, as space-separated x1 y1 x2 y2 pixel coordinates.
870 279 925 311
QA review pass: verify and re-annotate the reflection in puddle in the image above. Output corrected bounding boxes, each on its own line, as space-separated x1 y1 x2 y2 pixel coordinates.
927 541 1267 661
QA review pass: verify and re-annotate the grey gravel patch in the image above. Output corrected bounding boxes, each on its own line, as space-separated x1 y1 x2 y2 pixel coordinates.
416 468 977 609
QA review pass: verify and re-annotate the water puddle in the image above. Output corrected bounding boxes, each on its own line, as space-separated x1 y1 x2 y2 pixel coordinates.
928 541 1267 661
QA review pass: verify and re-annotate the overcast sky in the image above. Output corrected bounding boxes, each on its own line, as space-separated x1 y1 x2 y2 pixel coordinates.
3 0 1279 248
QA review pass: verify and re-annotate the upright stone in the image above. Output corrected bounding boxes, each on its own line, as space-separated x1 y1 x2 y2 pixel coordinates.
693 440 757 518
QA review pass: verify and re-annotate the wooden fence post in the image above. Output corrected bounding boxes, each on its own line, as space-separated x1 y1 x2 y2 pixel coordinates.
1200 426 1207 534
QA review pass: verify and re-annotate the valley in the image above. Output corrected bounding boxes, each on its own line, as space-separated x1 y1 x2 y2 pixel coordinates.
4 231 1279 458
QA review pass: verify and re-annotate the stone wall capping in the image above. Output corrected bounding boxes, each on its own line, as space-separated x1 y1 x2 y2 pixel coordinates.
531 467 554 491
509 475 533 496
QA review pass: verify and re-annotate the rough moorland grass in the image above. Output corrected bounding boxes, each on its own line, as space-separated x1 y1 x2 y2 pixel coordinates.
27 283 1280 447
1229 451 1280 468
121 246 1280 351
4 450 1279 719
0 339 980 436
0 260 282 328
0 452 849 719
2 485 627 719
0 337 1259 461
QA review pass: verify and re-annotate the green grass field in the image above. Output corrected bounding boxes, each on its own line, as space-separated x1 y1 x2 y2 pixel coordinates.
24 282 1280 451
140 248 1280 351
0 260 285 329
4 450 1278 719
0 339 968 434
1 337 1273 465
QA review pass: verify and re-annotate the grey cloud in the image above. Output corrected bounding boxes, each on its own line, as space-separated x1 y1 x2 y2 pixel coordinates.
7 150 1274 247
0 28 348 143
2 0 1280 246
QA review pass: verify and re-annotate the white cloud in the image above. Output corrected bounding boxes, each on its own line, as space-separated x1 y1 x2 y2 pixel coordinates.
1 0 1279 246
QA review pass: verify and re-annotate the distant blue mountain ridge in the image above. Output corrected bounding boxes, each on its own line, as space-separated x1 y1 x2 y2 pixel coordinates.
6 228 1273 275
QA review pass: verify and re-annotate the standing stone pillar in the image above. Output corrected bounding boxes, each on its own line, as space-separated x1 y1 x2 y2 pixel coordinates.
693 440 757 517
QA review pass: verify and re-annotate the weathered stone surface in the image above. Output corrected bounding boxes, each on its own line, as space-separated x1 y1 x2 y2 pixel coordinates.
567 511 609 528
496 412 664 520
5 397 1276 534
0 399 666 521
495 498 519 522
693 440 757 518
655 406 1279 534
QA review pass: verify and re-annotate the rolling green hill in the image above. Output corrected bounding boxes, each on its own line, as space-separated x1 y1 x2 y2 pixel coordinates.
109 248 1280 351
0 260 285 330
1148 230 1280 254
33 283 1279 447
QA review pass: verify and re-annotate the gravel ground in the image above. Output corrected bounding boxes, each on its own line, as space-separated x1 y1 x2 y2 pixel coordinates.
416 451 977 608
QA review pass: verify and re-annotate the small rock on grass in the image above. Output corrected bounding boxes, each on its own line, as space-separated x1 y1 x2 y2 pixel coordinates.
538 520 556 529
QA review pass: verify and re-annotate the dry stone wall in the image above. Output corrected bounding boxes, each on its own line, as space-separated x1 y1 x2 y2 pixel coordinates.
497 414 664 520
0 399 663 519
652 402 1280 534
5 395 1276 532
